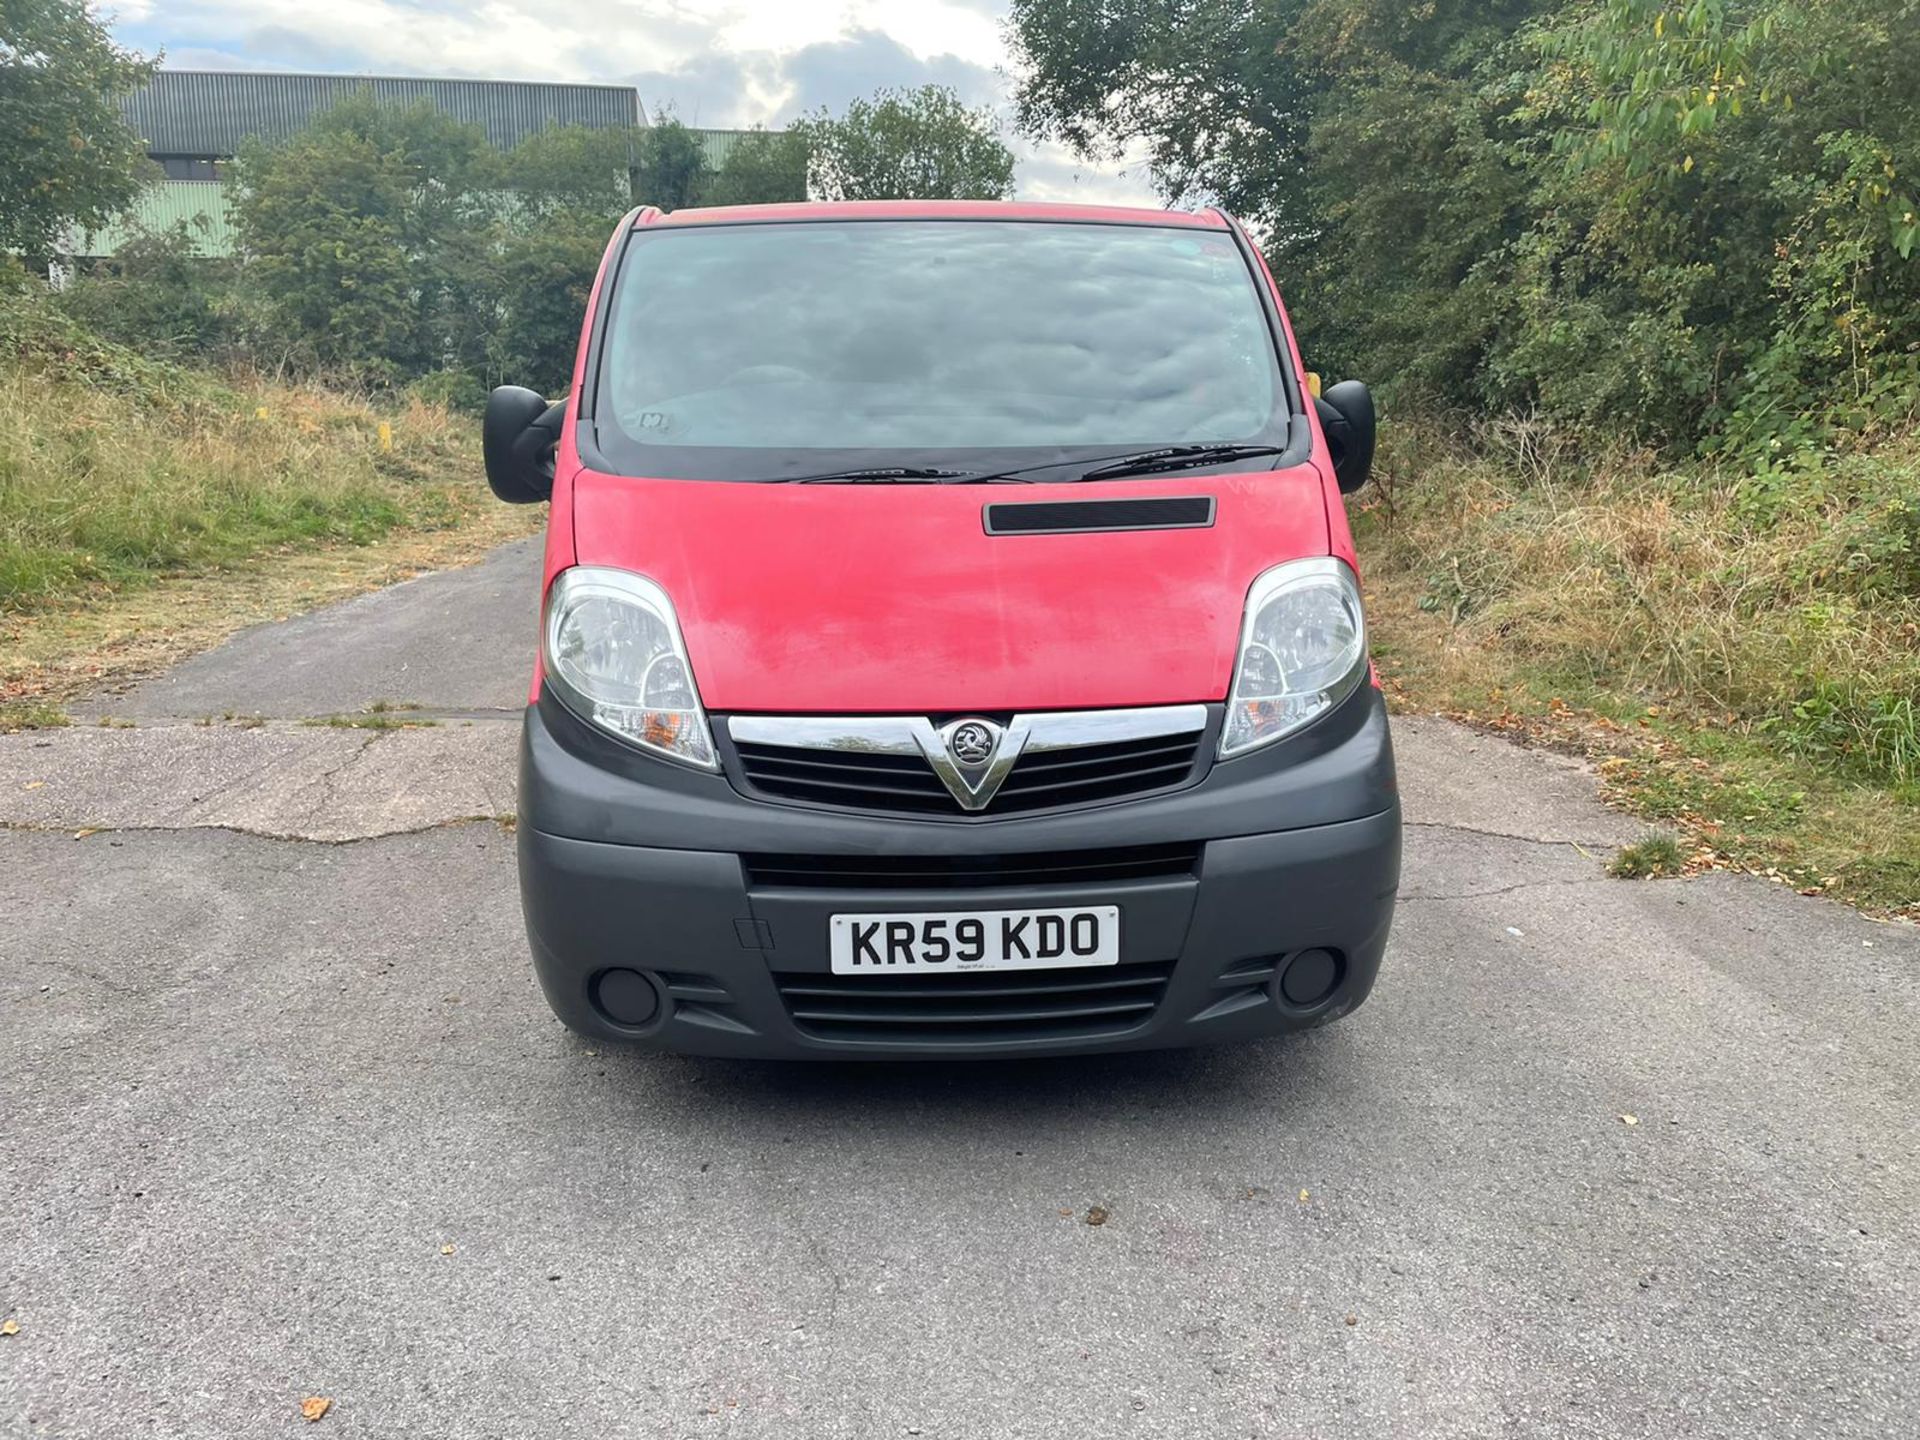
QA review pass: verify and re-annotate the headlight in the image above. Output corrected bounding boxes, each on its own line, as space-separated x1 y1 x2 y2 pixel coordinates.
1219 556 1367 758
543 566 717 770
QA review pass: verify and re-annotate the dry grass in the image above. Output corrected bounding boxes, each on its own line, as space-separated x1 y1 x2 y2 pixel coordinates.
1358 419 1920 916
0 359 538 719
1365 422 1920 741
0 369 492 608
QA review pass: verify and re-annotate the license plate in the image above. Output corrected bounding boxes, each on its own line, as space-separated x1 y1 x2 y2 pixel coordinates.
829 906 1120 975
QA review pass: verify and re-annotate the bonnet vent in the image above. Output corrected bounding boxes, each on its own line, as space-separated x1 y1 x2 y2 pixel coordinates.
983 497 1216 536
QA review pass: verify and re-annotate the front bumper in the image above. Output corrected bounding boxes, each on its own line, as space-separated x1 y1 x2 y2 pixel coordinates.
517 689 1401 1059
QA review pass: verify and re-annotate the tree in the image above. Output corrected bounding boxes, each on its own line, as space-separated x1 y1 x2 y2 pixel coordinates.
231 91 496 376
491 126 632 392
489 220 605 393
500 123 634 218
633 116 708 210
793 85 1014 202
702 127 809 206
1007 0 1920 457
1009 0 1313 239
0 0 156 259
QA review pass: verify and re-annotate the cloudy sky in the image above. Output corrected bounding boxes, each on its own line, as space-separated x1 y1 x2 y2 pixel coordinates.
103 0 1162 205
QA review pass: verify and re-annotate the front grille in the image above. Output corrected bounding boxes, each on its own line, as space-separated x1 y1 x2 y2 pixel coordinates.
734 740 953 813
733 729 1205 816
995 733 1203 811
745 843 1201 890
775 960 1174 1045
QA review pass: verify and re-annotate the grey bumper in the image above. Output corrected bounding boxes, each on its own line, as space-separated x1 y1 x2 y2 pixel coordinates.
516 689 1401 1059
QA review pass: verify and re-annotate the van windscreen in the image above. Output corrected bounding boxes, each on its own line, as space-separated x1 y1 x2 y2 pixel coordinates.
590 219 1292 481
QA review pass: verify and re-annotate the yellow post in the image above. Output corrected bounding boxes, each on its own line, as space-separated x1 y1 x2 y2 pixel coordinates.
377 421 393 453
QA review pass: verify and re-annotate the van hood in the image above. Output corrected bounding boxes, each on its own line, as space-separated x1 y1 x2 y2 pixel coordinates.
569 467 1331 714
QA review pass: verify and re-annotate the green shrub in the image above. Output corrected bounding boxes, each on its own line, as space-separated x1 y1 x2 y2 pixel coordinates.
0 283 480 613
407 368 487 412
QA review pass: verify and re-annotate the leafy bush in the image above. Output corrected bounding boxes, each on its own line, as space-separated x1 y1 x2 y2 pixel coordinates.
53 221 251 363
406 368 488 413
0 259 227 404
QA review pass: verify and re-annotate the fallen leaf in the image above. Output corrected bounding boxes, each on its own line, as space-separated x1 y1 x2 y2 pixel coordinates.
300 1397 331 1422
1344 1313 1358 1327
1620 1114 1639 1126
440 1243 456 1256
1299 1189 1310 1203
1057 1208 1073 1218
1 1318 19 1336
1085 1205 1110 1227
23 781 44 790
72 828 98 840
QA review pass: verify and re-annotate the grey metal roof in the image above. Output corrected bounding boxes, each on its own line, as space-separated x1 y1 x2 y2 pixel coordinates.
125 70 642 156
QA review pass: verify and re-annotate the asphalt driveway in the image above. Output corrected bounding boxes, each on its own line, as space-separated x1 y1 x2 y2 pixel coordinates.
3 539 1915 1438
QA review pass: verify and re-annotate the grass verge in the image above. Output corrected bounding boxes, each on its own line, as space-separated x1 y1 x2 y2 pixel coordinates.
0 503 536 726
1356 420 1920 918
0 318 538 721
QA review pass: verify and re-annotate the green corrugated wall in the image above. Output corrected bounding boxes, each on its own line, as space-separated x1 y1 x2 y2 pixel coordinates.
77 181 235 258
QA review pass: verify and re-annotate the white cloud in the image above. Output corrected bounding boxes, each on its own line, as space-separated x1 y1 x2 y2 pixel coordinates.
113 0 1163 204
1016 137 1167 209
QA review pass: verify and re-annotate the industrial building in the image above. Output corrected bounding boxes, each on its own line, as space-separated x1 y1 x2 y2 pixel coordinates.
79 69 758 257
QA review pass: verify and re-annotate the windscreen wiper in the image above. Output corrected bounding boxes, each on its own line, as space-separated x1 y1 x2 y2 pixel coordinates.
779 466 1038 484
770 444 1286 486
1070 444 1291 483
780 467 971 484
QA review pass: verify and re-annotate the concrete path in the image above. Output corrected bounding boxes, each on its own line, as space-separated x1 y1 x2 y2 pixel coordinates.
2 542 1914 1439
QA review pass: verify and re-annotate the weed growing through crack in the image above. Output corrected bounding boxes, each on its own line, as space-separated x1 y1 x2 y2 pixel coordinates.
302 712 438 731
0 700 71 732
1609 834 1685 879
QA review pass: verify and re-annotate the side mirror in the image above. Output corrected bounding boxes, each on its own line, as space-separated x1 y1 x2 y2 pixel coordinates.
483 385 565 504
1314 380 1377 495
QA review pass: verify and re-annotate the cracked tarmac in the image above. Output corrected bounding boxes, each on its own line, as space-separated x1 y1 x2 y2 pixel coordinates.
2 539 1917 1438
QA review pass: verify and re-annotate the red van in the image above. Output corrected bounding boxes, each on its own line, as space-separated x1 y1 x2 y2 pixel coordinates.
483 200 1399 1058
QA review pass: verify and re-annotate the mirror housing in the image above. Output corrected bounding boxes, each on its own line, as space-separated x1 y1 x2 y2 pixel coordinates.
1314 380 1377 495
483 385 565 504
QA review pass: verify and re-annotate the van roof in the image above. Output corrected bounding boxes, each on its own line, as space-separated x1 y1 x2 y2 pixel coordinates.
635 199 1229 230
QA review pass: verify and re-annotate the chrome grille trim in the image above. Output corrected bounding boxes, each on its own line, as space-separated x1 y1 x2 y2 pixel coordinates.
726 705 1211 816
727 705 1207 755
